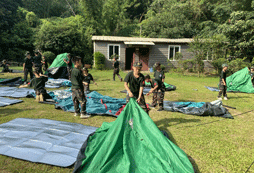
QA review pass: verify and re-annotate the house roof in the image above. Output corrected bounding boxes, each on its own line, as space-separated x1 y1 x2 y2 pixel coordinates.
92 36 193 44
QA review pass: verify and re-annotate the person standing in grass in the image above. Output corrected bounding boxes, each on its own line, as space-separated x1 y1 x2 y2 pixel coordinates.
145 74 165 111
218 64 228 100
112 56 122 82
63 53 73 80
71 56 90 119
41 55 48 74
82 67 97 94
23 51 34 84
154 62 165 83
124 62 149 114
33 50 42 73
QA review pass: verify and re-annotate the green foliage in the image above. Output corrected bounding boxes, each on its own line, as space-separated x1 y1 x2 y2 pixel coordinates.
211 58 228 74
26 11 39 27
94 52 105 70
228 58 251 75
43 51 55 64
83 55 93 65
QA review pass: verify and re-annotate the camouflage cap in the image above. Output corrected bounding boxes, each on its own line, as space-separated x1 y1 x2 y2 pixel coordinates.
2 60 6 63
222 63 228 67
251 66 254 69
25 51 30 56
82 67 88 71
153 62 161 68
133 62 142 68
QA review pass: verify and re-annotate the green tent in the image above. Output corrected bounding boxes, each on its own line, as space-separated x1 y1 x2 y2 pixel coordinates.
73 98 194 173
226 67 254 93
47 53 72 79
145 81 176 91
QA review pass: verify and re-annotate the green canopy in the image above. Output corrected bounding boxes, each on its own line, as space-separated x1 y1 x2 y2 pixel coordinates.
48 53 68 68
73 98 194 173
227 67 254 93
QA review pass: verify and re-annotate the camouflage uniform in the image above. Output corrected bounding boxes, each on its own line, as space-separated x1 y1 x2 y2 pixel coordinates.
113 60 122 81
150 79 165 108
72 88 87 114
218 67 227 98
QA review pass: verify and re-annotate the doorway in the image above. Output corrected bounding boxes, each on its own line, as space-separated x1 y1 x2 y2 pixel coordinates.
125 48 135 70
139 48 149 71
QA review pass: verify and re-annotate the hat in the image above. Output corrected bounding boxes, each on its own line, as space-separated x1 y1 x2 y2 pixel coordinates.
153 62 161 68
251 66 254 69
222 63 228 67
2 60 6 63
82 67 88 71
133 62 142 68
25 51 30 56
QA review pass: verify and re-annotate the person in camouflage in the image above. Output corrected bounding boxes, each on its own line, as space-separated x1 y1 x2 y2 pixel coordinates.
218 64 228 100
124 62 149 114
82 67 97 94
33 50 42 74
1 60 12 73
23 52 34 84
71 56 90 119
63 53 73 80
145 74 165 111
112 57 122 81
41 55 48 73
154 62 165 83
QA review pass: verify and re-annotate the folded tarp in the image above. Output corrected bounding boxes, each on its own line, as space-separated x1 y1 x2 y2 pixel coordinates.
0 97 23 107
0 118 97 167
51 89 126 116
163 100 233 119
73 98 194 173
45 78 72 88
145 81 176 91
0 87 34 98
0 77 23 86
120 87 159 95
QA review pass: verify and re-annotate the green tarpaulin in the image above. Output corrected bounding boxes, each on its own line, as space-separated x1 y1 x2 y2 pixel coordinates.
73 98 194 173
48 53 68 68
227 67 254 93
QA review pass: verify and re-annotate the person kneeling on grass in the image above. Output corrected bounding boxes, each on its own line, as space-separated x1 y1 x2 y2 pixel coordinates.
82 67 97 94
124 62 149 114
145 75 165 111
71 56 90 119
217 64 228 100
1 60 13 73
20 67 48 102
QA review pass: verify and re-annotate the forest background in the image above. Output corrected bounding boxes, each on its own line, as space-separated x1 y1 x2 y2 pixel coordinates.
0 0 254 73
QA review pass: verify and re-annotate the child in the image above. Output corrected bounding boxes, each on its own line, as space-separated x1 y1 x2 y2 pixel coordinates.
145 75 165 111
112 56 122 81
63 53 73 80
154 62 165 83
20 66 48 102
124 62 149 114
218 64 228 100
23 52 34 84
71 56 90 118
1 60 12 73
82 67 97 93
41 55 48 73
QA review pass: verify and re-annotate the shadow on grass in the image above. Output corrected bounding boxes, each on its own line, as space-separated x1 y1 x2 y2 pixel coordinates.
227 95 252 99
94 89 113 92
0 108 32 117
159 126 201 173
155 118 201 129
175 100 198 102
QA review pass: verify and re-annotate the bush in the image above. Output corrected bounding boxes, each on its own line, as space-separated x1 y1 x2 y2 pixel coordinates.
211 58 228 74
228 58 251 75
83 55 93 65
43 51 55 64
94 52 105 70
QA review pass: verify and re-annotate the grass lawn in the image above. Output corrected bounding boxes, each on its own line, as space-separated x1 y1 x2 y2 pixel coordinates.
0 68 254 173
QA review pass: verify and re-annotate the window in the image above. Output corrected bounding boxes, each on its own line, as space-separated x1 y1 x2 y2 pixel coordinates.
108 44 120 60
168 45 181 61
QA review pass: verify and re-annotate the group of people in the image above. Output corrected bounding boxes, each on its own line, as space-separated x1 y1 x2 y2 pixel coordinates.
23 50 48 84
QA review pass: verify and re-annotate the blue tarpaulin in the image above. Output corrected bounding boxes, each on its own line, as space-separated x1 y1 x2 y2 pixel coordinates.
45 78 72 88
0 118 97 167
0 87 34 98
0 97 23 107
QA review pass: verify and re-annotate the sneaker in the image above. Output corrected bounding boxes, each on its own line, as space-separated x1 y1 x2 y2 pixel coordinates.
217 97 222 100
157 107 164 111
224 97 228 100
74 113 80 116
80 114 91 119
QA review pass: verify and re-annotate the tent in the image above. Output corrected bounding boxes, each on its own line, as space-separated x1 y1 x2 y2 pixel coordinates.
46 53 70 79
226 67 254 93
0 77 23 86
73 98 194 173
145 81 176 91
206 67 254 93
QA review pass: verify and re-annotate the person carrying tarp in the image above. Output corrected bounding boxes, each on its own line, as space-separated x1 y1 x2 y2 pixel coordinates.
23 51 34 84
63 53 73 80
250 66 254 87
124 62 149 114
71 56 90 119
218 63 228 100
82 67 97 93
0 60 13 73
20 66 48 102
145 74 165 111
33 50 42 74
112 55 122 82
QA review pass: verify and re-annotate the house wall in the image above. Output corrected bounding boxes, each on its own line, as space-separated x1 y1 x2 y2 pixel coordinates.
94 41 213 71
94 41 126 69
